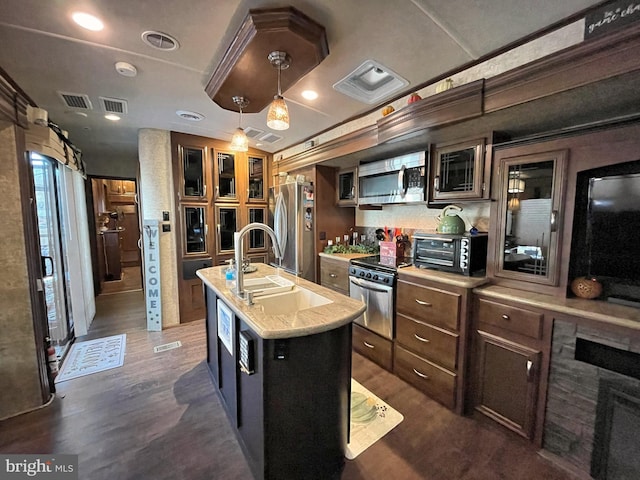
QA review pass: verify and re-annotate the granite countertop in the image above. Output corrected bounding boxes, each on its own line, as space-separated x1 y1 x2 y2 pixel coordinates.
318 252 372 261
475 284 640 332
196 263 366 340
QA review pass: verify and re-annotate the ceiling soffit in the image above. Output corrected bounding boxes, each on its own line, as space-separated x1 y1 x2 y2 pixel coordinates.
205 6 329 113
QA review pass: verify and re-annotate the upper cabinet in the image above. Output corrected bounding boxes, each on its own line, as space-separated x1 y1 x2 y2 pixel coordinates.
213 150 238 202
488 149 567 290
336 167 357 206
431 138 487 202
246 154 267 203
180 145 207 200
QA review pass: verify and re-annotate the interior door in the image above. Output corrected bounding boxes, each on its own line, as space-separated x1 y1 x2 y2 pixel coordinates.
31 153 74 355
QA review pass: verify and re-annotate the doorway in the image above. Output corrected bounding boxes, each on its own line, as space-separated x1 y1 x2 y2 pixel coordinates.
89 177 143 295
31 153 74 357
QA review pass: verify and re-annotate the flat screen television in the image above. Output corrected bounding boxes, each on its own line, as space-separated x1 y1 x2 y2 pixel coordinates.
570 159 640 305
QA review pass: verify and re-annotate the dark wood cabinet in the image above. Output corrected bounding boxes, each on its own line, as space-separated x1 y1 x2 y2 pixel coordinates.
204 289 351 480
470 294 552 445
430 137 488 202
352 323 393 371
475 330 541 440
336 167 357 206
395 273 473 413
319 255 350 295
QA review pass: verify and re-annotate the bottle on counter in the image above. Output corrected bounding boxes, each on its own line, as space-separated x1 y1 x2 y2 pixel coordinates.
225 260 236 290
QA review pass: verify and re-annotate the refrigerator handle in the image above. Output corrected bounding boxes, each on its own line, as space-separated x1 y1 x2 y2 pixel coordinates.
274 192 287 254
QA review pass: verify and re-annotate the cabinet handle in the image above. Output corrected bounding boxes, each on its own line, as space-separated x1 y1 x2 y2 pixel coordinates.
526 360 534 380
363 341 375 349
215 186 220 200
414 334 430 343
501 314 510 320
329 273 338 278
415 299 432 306
247 188 250 202
434 176 440 192
203 185 207 196
413 368 429 379
550 210 558 232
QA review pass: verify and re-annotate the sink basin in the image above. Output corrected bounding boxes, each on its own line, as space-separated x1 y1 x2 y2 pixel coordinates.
243 275 294 297
254 286 332 315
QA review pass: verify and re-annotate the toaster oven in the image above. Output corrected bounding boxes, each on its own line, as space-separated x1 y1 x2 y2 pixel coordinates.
412 232 488 276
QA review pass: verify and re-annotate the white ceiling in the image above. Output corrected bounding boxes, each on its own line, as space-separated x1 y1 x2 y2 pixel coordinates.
0 0 605 168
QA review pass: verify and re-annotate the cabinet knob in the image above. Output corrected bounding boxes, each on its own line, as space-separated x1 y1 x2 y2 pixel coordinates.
415 299 432 306
329 273 338 278
526 360 534 380
501 314 510 320
413 368 429 379
363 341 375 349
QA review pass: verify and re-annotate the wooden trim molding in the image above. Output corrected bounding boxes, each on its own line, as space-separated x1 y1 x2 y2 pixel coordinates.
377 79 485 144
277 125 378 171
0 75 29 128
484 22 640 113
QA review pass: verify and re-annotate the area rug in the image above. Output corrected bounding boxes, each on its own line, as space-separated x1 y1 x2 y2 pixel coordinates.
346 379 404 459
55 334 126 383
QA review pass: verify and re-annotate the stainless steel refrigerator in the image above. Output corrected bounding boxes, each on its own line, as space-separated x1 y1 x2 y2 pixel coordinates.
268 182 315 281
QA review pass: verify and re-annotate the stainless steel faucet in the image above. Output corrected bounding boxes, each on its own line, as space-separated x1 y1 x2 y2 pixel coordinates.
234 222 283 299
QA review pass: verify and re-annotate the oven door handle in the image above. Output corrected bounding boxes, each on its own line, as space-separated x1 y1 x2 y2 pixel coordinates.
349 277 391 293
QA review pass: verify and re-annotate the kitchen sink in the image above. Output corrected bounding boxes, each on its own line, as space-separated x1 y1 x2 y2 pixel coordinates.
254 286 332 315
243 275 294 297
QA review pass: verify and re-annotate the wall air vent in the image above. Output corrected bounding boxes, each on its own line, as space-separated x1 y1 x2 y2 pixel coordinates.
58 92 93 110
258 132 283 144
100 97 128 114
333 59 409 104
244 127 265 139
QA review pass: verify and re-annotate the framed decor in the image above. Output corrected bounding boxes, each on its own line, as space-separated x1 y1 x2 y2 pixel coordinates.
217 299 234 356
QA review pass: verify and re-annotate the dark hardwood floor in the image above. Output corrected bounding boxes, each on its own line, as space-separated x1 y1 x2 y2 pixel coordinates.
0 291 579 480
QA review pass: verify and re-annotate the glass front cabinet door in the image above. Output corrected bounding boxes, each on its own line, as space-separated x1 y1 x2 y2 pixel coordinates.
431 138 487 202
246 155 267 203
336 167 357 206
492 150 567 287
182 205 208 255
213 150 237 202
180 146 207 199
215 205 238 255
246 207 267 253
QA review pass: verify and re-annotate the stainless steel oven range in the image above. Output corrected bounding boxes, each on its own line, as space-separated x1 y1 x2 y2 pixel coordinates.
348 256 410 340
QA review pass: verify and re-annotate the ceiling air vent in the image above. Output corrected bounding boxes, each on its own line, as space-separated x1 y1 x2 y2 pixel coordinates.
258 132 283 144
333 60 409 104
100 97 128 115
175 110 204 121
58 92 93 110
141 31 179 51
244 127 264 139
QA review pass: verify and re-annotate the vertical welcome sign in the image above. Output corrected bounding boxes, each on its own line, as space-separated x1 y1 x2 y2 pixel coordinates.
143 220 162 331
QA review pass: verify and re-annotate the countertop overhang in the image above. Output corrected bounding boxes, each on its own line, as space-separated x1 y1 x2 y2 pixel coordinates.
197 264 366 339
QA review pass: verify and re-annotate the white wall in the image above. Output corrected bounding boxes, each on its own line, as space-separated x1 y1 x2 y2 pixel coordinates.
138 129 180 328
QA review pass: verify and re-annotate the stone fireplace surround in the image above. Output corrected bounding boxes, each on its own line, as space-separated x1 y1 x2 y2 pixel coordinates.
543 319 640 478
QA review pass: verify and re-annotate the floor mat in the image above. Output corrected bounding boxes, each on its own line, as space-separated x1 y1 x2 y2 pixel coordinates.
346 379 404 459
55 334 126 383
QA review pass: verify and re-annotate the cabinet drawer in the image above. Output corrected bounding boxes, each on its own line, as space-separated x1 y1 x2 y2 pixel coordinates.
394 345 457 410
396 314 458 371
397 281 460 331
476 298 543 340
352 324 393 371
320 258 349 294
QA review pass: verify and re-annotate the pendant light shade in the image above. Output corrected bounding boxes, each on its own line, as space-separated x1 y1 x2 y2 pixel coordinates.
266 51 290 131
229 96 249 152
507 178 526 193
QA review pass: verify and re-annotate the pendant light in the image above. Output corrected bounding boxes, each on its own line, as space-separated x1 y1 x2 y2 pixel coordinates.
266 51 290 131
229 96 249 152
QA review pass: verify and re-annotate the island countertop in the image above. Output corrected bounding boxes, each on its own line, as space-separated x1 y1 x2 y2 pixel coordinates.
196 263 366 339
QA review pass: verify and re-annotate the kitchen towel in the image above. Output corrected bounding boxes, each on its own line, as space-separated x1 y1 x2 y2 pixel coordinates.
346 379 404 459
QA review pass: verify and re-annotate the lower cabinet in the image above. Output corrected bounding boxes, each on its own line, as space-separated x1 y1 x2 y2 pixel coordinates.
471 295 551 445
205 288 352 480
319 255 350 295
352 323 393 371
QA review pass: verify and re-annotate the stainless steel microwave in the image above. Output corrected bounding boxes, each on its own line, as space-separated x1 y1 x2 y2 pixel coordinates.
357 151 426 205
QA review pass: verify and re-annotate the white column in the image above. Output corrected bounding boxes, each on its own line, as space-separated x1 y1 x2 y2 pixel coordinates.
138 129 179 328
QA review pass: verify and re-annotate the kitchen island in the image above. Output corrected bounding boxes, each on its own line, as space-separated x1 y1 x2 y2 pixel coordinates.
196 264 366 480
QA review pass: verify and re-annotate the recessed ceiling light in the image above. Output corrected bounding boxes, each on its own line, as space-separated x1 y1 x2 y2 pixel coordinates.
256 143 263 146
72 12 104 31
74 111 88 117
104 114 120 121
301 90 318 100
176 110 204 121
